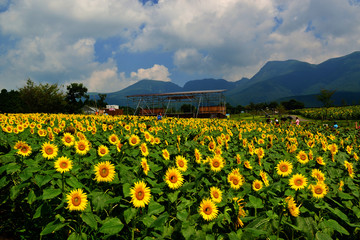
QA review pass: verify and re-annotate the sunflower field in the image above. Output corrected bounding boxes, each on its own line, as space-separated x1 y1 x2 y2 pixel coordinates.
1 113 360 239
293 105 360 120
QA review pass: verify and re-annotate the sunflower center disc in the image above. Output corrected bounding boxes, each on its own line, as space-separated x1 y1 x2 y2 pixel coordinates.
170 175 177 183
72 196 81 206
136 190 144 200
100 167 109 177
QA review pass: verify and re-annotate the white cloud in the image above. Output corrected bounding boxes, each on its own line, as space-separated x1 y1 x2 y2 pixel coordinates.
130 64 171 82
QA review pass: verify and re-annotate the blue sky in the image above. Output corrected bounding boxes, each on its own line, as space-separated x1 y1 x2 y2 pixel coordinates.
0 0 360 92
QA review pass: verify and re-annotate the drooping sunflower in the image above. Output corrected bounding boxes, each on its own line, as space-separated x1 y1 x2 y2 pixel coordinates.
62 133 75 147
130 181 151 208
199 198 219 221
41 142 58 159
54 156 73 173
310 182 328 198
285 196 300 217
296 151 309 164
260 170 269 186
66 189 88 211
252 180 263 191
141 158 150 175
162 149 170 160
276 160 293 177
108 134 119 145
244 160 252 170
209 186 222 203
175 155 188 172
16 142 32 157
289 173 308 191
194 148 202 164
344 161 355 178
235 154 241 164
97 145 109 157
116 141 123 152
75 139 90 155
165 167 184 189
140 143 149 157
94 161 116 182
129 134 140 147
316 156 326 165
209 156 224 172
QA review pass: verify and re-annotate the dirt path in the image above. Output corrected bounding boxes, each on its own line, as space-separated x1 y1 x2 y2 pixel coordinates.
288 115 310 122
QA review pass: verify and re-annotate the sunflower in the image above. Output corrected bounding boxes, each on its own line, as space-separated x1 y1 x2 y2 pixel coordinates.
140 143 149 157
129 134 140 147
116 141 123 152
227 172 244 190
108 134 119 145
310 182 328 198
199 198 219 221
208 141 216 152
16 142 32 157
75 139 90 155
165 167 184 189
162 149 170 160
285 196 300 217
296 151 309 164
311 169 325 182
260 170 270 186
210 156 224 172
141 158 150 175
244 160 252 170
316 156 326 165
97 145 109 157
143 131 152 142
252 180 263 191
194 148 202 164
66 189 88 211
94 161 116 182
276 160 293 177
344 161 355 178
130 181 151 208
175 156 188 172
328 143 338 155
62 133 75 147
54 156 73 173
210 186 222 203
289 173 308 191
41 142 58 159
235 154 241 164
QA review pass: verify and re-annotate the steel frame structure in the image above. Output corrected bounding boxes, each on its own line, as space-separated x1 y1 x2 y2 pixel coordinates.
126 89 227 118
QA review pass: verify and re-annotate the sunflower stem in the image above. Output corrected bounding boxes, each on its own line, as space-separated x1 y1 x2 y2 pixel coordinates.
61 172 65 193
276 209 284 240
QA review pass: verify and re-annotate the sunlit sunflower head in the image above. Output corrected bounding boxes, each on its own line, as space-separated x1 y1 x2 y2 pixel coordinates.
328 143 338 155
288 202 300 217
140 143 149 157
108 134 119 145
228 172 244 190
199 198 219 221
214 147 222 156
94 161 116 182
260 170 270 186
97 145 109 157
143 131 152 142
194 148 202 164
316 156 326 165
130 181 151 208
344 160 355 178
75 139 90 155
66 189 88 211
276 160 293 177
41 142 58 159
162 149 170 160
289 173 308 191
311 169 325 182
141 158 150 175
209 156 224 172
16 142 32 157
14 140 26 150
116 141 123 152
252 179 263 191
354 152 359 161
255 147 265 159
54 156 73 173
244 160 252 170
296 151 309 164
165 167 184 189
175 155 188 172
209 187 222 203
235 154 241 164
129 134 140 146
208 141 216 152
311 182 328 199
62 133 75 147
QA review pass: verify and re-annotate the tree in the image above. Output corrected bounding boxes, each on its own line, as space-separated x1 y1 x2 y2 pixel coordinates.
18 79 66 113
97 94 108 108
281 99 305 110
65 83 88 113
0 89 23 113
317 89 336 108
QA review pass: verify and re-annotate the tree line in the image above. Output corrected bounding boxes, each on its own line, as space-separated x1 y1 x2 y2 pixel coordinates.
0 79 107 114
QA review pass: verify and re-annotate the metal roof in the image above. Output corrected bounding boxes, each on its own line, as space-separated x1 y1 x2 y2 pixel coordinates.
126 89 227 98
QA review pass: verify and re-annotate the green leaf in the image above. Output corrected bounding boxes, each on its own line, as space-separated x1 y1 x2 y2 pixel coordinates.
19 167 34 181
323 219 349 235
167 190 180 203
66 176 85 189
124 207 137 224
0 176 9 188
99 217 124 235
91 191 112 211
150 212 169 229
34 174 52 187
68 232 88 240
315 232 333 240
81 212 98 230
248 195 264 208
40 220 67 235
122 182 131 197
6 162 21 174
147 201 165 216
27 189 36 204
142 215 155 228
33 204 43 219
10 183 29 200
42 188 62 200
181 222 196 240
177 210 189 222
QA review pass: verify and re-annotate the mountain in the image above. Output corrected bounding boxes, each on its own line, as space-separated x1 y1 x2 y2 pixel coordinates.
101 51 360 107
